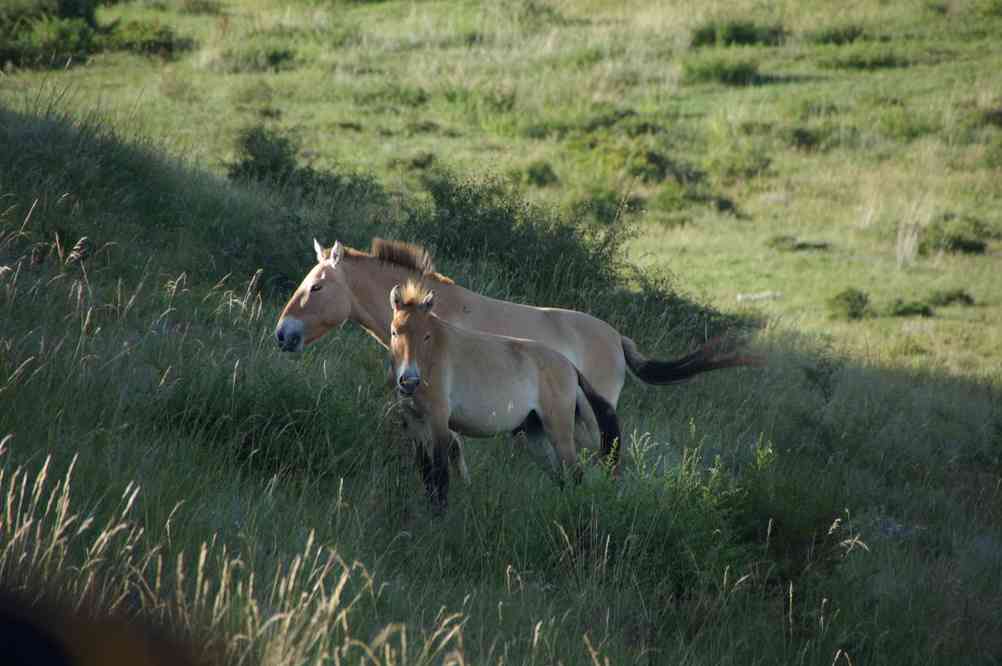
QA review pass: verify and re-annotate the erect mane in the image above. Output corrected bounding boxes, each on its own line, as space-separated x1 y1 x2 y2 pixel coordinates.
344 238 454 284
398 280 432 308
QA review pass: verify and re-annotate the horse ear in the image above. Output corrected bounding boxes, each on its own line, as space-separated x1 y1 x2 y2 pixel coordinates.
420 290 435 312
314 238 325 264
329 240 344 268
390 284 403 312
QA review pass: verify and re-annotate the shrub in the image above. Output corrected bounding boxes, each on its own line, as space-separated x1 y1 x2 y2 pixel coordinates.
237 46 295 72
401 171 634 307
626 150 702 184
227 125 386 209
681 55 760 86
96 19 190 57
805 23 865 45
927 288 975 307
819 46 911 70
704 142 772 182
0 0 95 27
827 288 871 320
985 134 1002 170
875 106 940 142
690 20 785 48
983 107 1002 129
785 126 822 150
569 187 638 227
177 0 222 14
887 299 934 317
227 125 300 185
354 83 429 109
4 16 96 66
975 0 1002 17
523 160 559 187
920 213 991 255
0 6 189 67
765 235 831 252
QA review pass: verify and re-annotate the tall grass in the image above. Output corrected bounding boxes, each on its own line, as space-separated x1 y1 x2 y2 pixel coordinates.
2 1 1002 660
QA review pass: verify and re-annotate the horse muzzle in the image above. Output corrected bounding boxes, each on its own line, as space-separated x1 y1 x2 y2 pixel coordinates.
275 318 304 352
397 375 420 396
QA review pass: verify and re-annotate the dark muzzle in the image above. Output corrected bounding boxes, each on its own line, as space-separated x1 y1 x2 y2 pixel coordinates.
397 374 420 396
275 328 301 352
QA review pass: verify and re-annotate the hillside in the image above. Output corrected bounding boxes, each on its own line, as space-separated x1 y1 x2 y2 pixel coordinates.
1 1 1001 664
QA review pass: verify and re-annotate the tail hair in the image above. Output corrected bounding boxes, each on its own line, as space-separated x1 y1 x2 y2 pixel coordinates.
622 335 764 386
576 371 621 474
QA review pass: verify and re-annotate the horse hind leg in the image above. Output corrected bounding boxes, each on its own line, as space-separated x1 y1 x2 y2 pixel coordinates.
538 399 583 485
513 412 561 482
448 432 470 485
573 387 602 459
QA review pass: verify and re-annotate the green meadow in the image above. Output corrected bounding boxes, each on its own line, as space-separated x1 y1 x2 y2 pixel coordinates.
1 0 1000 663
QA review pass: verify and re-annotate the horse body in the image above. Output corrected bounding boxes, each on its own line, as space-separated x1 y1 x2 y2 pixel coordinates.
275 239 754 410
388 282 619 509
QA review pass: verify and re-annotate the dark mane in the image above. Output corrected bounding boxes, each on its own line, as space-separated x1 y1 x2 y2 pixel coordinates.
345 238 454 284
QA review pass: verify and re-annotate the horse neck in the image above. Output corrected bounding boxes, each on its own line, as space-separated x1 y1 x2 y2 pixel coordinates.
343 258 429 348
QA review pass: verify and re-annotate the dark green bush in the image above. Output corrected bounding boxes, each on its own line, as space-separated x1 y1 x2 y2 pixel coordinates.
927 288 975 307
887 299 934 317
230 46 296 72
401 172 633 307
227 125 385 207
0 3 189 67
3 16 96 66
523 160 559 187
627 150 702 184
690 19 784 48
96 19 190 57
0 0 98 27
819 46 911 70
805 23 865 45
569 187 641 227
354 83 429 109
766 235 831 252
227 125 300 184
650 181 735 217
682 55 760 85
827 288 871 320
920 213 992 255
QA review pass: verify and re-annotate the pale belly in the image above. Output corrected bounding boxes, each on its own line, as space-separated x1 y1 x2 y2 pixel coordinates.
448 391 536 437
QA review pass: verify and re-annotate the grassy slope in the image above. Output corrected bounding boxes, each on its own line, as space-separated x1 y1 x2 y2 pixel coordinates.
1 1 1001 664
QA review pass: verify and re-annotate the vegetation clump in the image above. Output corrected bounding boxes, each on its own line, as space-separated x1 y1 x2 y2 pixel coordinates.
887 299 935 317
920 213 993 255
681 54 761 85
523 160 559 187
0 0 190 67
227 125 385 206
690 19 785 48
827 288 872 320
766 235 831 252
805 23 866 45
927 288 975 307
819 46 911 70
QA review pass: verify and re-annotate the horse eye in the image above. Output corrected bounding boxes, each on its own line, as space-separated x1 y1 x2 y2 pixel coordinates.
424 333 431 342
310 283 323 292
390 329 397 337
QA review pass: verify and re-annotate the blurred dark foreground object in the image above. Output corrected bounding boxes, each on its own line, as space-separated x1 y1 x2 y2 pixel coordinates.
0 590 209 666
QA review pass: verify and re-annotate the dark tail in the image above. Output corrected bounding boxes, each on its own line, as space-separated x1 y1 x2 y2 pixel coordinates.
622 335 765 386
576 370 621 475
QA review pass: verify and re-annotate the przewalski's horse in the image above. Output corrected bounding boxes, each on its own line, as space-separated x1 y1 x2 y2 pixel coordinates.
275 238 758 409
388 281 620 509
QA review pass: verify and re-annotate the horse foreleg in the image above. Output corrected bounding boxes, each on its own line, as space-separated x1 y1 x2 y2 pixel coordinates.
426 431 451 513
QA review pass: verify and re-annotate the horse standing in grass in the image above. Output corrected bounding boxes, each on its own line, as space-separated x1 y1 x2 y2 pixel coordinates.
275 238 758 408
388 281 621 510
